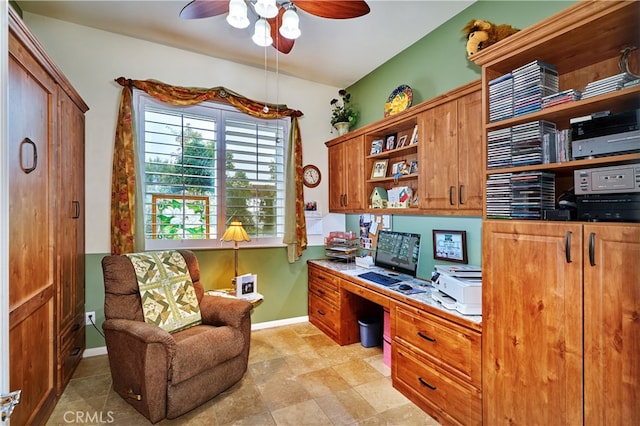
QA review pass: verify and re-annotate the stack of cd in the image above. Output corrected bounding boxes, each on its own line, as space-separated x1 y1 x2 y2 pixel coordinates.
486 173 513 219
487 127 512 169
510 172 555 219
489 73 514 122
511 120 556 166
512 60 558 116
541 89 582 109
582 72 637 99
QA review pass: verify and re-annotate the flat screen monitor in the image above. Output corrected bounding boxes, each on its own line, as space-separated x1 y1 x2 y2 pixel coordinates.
374 230 421 276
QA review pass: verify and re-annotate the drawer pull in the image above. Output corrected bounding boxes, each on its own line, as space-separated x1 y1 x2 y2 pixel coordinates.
70 347 81 356
418 377 436 390
71 323 80 332
317 276 326 281
317 289 325 295
418 331 436 342
317 309 326 316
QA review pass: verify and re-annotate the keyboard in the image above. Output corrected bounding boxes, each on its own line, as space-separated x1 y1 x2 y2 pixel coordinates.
358 271 401 286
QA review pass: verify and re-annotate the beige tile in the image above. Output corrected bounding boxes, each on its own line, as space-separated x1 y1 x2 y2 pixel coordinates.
56 374 112 405
315 388 378 424
332 358 386 387
353 377 411 413
249 357 295 385
256 375 312 411
221 411 276 426
377 403 441 426
212 375 270 424
72 354 111 379
270 399 331 426
283 350 331 376
297 366 352 398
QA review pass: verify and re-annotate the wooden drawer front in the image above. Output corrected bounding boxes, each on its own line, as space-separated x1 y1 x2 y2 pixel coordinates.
394 344 481 426
309 268 339 291
309 293 339 340
394 305 481 386
309 279 339 306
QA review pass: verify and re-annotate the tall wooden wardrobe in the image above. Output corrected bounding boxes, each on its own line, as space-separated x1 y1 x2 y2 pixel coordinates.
8 7 88 424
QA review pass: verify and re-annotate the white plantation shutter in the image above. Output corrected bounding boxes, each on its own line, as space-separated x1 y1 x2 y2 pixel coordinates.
136 92 287 249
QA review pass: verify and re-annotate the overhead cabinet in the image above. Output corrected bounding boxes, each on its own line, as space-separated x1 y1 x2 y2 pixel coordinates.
325 80 482 216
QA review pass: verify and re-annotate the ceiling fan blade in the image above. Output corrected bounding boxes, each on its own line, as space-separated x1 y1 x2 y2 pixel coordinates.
269 11 295 54
293 1 370 19
180 0 229 19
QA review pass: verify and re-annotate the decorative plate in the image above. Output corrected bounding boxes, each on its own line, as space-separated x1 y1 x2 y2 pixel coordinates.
384 85 413 117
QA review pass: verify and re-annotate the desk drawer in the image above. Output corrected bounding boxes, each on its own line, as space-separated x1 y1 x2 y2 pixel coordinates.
309 293 339 340
393 344 481 426
309 279 339 306
309 268 339 291
394 304 481 386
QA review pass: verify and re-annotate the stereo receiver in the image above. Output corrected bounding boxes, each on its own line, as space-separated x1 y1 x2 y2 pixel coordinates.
574 163 640 195
571 109 640 159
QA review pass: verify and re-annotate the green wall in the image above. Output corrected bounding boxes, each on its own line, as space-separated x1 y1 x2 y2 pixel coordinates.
84 1 576 349
85 246 325 349
349 1 576 127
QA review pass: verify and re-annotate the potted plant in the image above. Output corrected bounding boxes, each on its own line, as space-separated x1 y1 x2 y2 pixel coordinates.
330 89 358 135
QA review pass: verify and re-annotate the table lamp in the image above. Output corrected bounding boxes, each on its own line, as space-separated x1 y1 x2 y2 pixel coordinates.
221 221 251 282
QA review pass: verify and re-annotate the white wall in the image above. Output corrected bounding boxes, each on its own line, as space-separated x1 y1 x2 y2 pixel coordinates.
23 12 339 254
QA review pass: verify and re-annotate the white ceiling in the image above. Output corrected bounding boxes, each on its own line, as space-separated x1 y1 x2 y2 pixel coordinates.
17 0 474 88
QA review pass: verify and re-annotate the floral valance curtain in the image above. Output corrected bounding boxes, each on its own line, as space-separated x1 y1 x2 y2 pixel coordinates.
111 77 307 261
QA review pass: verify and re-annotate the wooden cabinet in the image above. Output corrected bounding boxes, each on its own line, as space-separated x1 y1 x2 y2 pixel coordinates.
56 88 87 394
325 81 482 216
420 86 482 214
392 303 481 425
476 4 640 423
327 135 365 212
482 220 639 425
8 7 88 423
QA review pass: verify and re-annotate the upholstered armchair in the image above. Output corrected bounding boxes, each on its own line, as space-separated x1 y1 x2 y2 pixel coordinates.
101 249 252 423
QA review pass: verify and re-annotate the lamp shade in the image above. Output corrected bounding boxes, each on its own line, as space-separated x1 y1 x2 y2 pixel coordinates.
226 0 250 29
221 221 251 243
252 18 273 47
279 8 301 39
254 0 278 18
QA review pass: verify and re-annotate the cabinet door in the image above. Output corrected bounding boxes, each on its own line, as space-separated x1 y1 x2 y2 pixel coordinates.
56 88 86 393
343 135 365 211
583 223 640 425
8 34 57 426
456 90 483 211
328 142 346 210
482 220 583 425
420 102 457 210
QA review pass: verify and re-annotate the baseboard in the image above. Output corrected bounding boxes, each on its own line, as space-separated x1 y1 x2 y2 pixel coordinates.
82 315 310 358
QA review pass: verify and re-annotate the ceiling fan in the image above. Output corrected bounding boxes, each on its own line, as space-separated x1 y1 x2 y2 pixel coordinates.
180 0 370 54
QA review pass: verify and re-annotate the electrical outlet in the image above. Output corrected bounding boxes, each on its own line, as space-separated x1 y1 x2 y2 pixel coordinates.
85 311 95 325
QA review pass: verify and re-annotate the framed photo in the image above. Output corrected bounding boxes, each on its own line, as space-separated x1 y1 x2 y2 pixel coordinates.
370 139 383 155
385 133 397 151
391 160 406 175
396 134 408 148
236 273 258 298
409 124 419 145
371 159 389 179
409 160 418 174
432 230 468 264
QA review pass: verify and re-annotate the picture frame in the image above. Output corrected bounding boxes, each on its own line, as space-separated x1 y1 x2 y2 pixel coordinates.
396 134 408 148
391 160 406 175
432 230 468 264
371 159 389 179
409 124 419 145
384 133 397 151
370 139 383 155
235 273 258 298
409 160 418 174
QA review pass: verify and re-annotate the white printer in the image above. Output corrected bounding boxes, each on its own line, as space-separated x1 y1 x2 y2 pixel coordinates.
432 265 482 315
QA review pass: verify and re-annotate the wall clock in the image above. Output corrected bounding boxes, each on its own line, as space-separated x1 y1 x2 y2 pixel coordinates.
302 164 321 188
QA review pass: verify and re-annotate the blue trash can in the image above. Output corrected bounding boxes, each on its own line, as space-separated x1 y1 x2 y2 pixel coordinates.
358 317 382 347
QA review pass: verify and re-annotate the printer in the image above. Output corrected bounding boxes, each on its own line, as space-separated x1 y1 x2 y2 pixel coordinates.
431 265 482 315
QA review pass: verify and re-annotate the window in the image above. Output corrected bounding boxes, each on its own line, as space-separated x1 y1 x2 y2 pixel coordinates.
135 92 288 249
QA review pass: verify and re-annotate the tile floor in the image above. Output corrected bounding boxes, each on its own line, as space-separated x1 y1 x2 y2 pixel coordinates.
46 322 439 425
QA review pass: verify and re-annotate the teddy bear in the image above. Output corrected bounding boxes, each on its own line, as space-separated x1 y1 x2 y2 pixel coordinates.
462 19 519 58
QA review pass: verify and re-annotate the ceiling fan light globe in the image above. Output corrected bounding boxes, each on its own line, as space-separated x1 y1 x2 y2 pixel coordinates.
252 18 273 47
227 0 250 29
254 0 278 18
279 8 301 39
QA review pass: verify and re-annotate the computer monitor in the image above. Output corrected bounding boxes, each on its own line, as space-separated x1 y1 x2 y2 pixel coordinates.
374 230 421 276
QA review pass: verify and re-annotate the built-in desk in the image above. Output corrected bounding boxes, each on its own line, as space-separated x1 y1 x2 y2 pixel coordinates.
308 259 482 425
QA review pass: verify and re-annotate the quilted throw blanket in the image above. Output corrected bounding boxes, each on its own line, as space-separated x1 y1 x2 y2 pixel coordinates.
126 251 202 333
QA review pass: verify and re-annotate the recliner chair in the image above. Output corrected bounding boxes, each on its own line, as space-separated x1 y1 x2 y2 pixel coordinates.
101 249 252 423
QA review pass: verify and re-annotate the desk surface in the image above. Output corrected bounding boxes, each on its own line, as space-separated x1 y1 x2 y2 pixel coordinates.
308 259 482 330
